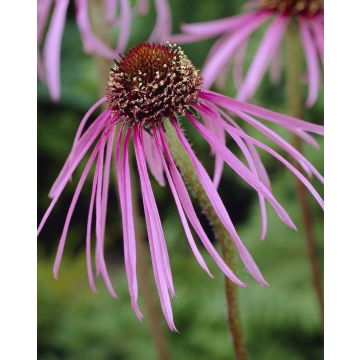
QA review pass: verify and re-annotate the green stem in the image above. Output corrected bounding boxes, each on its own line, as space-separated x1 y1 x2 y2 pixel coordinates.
285 21 324 320
165 121 248 360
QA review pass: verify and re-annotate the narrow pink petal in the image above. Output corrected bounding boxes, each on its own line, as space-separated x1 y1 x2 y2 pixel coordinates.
237 15 288 101
76 0 117 59
209 113 324 208
171 119 268 286
309 18 324 63
149 0 172 41
186 113 296 230
52 134 103 279
200 106 225 188
216 105 323 182
200 90 324 135
166 32 216 44
299 17 320 107
38 116 111 236
134 126 176 331
134 127 174 297
116 0 131 53
98 127 116 264
104 0 117 24
181 13 253 36
86 155 99 293
142 130 165 186
94 132 118 298
157 126 247 286
199 105 268 239
116 126 143 320
38 0 53 42
152 127 213 278
43 0 70 101
202 12 270 88
49 110 110 199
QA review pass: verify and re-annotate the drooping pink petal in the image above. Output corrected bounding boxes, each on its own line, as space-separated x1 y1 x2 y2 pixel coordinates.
43 0 70 101
97 127 116 273
186 113 296 230
200 90 324 135
142 130 165 186
200 105 225 188
104 0 117 24
196 105 268 239
157 126 247 286
86 154 99 293
208 112 324 209
38 115 112 236
309 18 324 63
171 119 268 286
116 126 143 320
116 0 131 53
215 105 323 182
299 17 320 107
49 109 110 199
134 126 176 331
52 132 104 279
152 127 213 278
137 128 174 298
38 0 53 42
38 0 53 82
181 13 253 37
94 130 118 298
76 0 117 59
237 15 288 100
202 12 270 88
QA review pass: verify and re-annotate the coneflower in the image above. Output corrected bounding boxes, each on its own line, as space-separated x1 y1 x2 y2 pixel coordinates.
37 43 323 330
37 0 171 101
170 0 323 105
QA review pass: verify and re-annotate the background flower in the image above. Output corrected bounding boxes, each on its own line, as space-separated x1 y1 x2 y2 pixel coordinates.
37 0 171 101
170 0 323 106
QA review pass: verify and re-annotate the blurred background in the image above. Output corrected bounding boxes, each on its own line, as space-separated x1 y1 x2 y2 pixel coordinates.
38 0 324 359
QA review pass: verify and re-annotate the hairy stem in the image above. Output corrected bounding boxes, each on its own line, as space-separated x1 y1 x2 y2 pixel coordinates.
165 120 248 360
285 21 324 320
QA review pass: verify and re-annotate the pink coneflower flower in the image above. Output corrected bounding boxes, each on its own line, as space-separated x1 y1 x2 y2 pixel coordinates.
37 43 323 330
37 0 171 101
169 0 323 106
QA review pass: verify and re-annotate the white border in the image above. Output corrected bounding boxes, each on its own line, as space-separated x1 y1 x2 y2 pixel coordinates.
325 1 360 358
0 1 37 359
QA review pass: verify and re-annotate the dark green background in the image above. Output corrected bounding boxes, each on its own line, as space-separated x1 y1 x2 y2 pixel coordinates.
38 0 324 358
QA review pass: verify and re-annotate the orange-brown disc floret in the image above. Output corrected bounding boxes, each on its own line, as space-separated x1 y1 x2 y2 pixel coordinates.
106 43 203 129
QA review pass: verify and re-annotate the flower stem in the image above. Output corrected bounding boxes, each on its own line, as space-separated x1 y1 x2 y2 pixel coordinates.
165 120 248 360
285 21 324 320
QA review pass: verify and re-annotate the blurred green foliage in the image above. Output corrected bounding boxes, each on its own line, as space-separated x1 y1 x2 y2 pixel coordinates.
38 0 324 359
